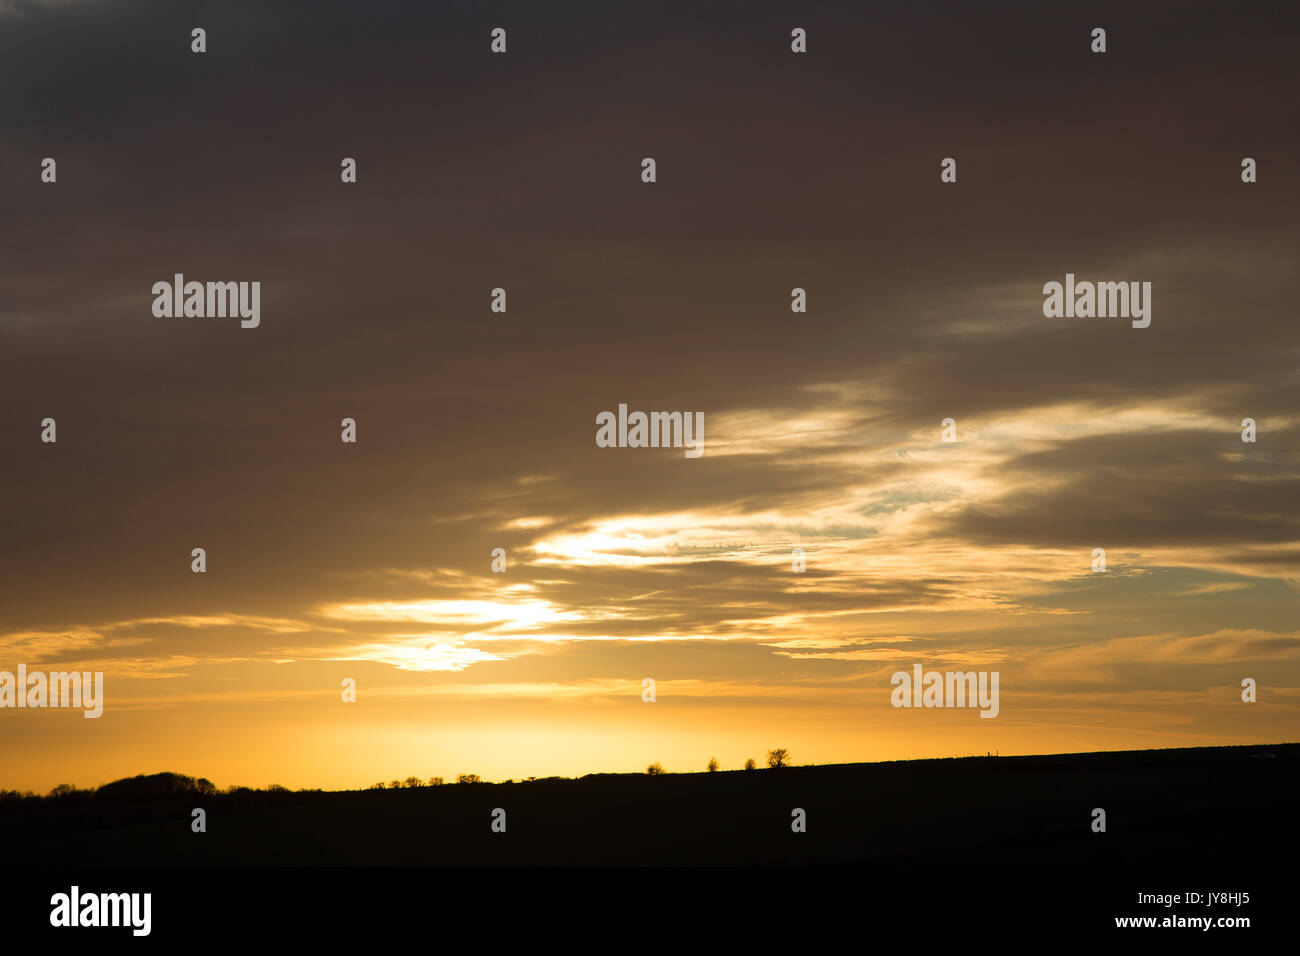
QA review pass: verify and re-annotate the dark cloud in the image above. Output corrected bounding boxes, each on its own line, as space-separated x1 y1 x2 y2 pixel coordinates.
939 428 1300 549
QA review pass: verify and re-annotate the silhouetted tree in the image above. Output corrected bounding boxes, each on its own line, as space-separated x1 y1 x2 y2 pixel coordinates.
427 777 444 787
646 762 666 775
766 748 790 768
456 774 482 784
403 776 422 789
743 758 757 771
707 757 720 772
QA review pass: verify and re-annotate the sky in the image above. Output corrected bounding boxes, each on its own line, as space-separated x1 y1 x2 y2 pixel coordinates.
1 0 1298 792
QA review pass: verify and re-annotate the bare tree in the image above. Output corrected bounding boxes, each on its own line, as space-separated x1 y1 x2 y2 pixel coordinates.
456 774 482 784
743 758 757 771
766 748 790 768
707 757 720 772
646 762 666 775
428 777 444 787
403 776 423 789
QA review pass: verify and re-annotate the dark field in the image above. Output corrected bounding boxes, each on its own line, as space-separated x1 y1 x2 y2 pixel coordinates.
4 743 1296 866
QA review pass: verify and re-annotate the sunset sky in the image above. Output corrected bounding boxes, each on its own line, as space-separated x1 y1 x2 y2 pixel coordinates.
2 0 1298 792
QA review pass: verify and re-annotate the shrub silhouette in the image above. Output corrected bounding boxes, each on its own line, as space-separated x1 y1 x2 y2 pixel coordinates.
766 748 790 768
456 774 482 784
646 762 666 775
403 776 423 789
428 777 444 787
707 757 719 772
743 758 757 770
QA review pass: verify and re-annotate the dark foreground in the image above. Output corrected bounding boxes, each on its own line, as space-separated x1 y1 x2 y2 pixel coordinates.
4 743 1297 866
